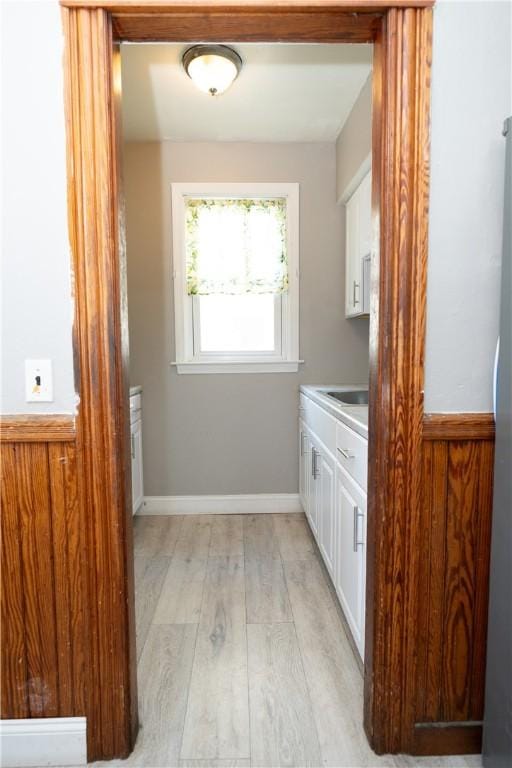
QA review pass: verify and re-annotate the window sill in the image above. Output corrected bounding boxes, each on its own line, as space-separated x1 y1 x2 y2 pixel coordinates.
171 360 303 375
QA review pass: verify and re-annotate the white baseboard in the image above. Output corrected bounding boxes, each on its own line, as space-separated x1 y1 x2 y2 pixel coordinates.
140 493 302 516
0 717 86 767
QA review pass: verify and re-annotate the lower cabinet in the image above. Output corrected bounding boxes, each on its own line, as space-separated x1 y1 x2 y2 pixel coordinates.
130 393 144 515
299 419 309 511
334 463 367 657
308 438 319 539
300 425 319 539
299 401 367 660
317 446 336 580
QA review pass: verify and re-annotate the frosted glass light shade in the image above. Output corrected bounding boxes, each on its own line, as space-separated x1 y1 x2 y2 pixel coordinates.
183 45 242 96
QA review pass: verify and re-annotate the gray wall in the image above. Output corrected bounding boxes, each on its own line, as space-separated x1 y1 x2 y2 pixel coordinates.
336 75 372 202
333 0 512 411
124 142 370 494
1 0 75 414
2 0 511 423
425 0 511 411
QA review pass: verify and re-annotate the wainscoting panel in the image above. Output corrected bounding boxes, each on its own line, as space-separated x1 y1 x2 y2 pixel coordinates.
413 415 495 754
0 418 87 722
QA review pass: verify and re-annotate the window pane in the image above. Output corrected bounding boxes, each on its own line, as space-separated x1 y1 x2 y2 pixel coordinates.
185 198 287 295
198 294 276 352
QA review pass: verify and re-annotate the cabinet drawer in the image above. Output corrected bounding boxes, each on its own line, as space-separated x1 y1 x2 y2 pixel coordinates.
300 395 336 453
336 421 368 492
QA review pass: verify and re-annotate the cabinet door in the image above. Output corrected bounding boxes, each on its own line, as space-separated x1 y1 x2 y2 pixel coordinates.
318 448 336 579
131 418 144 515
345 170 372 318
345 191 361 317
302 429 315 532
299 420 308 511
358 172 372 315
308 440 319 539
335 463 367 658
358 171 372 261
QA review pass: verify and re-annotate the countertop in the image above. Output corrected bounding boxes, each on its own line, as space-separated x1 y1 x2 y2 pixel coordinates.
300 384 369 439
129 385 142 397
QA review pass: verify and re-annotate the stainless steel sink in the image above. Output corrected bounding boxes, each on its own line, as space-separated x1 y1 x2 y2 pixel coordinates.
327 390 369 405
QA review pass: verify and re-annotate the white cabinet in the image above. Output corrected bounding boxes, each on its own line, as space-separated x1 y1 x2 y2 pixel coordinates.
358 171 372 260
309 437 334 552
130 418 144 515
336 420 368 491
299 419 309 511
317 446 336 579
345 190 361 316
345 170 372 318
308 438 320 539
335 463 367 657
300 423 318 538
299 393 367 659
130 390 144 515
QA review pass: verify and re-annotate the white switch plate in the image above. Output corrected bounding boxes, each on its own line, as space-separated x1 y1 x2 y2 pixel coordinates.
25 359 53 402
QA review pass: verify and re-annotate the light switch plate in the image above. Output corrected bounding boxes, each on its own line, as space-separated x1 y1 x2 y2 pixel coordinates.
25 359 53 402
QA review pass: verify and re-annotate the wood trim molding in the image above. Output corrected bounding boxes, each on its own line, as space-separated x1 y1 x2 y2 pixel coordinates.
111 10 382 42
61 6 138 761
60 1 434 760
412 724 483 756
61 1 435 10
0 415 76 442
62 0 434 43
423 413 495 441
364 6 433 755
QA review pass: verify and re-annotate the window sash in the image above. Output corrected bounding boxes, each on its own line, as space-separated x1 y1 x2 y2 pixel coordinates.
185 197 288 296
191 294 284 361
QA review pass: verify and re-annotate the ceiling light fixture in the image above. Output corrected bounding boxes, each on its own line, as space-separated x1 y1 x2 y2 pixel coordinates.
182 45 242 97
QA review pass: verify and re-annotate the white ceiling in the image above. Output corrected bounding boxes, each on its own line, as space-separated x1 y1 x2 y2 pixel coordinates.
121 43 372 143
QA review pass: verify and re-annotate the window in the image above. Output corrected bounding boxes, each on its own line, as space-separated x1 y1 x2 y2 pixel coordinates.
171 183 300 373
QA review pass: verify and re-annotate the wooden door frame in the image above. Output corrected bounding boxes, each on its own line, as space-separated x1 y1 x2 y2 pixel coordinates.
60 0 433 760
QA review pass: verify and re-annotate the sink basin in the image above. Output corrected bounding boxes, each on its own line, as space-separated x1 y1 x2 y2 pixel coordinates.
327 390 369 406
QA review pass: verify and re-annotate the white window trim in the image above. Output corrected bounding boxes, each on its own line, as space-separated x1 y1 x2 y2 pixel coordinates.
171 182 301 374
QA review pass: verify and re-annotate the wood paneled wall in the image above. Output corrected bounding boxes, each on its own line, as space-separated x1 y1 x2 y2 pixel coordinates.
0 417 87 721
413 415 495 754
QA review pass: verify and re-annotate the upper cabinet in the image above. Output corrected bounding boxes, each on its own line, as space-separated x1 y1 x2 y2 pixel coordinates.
345 170 372 318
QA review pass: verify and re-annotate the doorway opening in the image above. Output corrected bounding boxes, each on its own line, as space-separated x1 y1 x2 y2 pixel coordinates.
123 40 374 764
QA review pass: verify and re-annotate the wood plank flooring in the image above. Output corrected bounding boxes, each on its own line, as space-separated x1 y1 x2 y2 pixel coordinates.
180 555 249 760
94 513 482 767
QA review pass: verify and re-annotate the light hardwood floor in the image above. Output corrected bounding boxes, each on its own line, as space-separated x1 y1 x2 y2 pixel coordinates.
96 513 482 768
